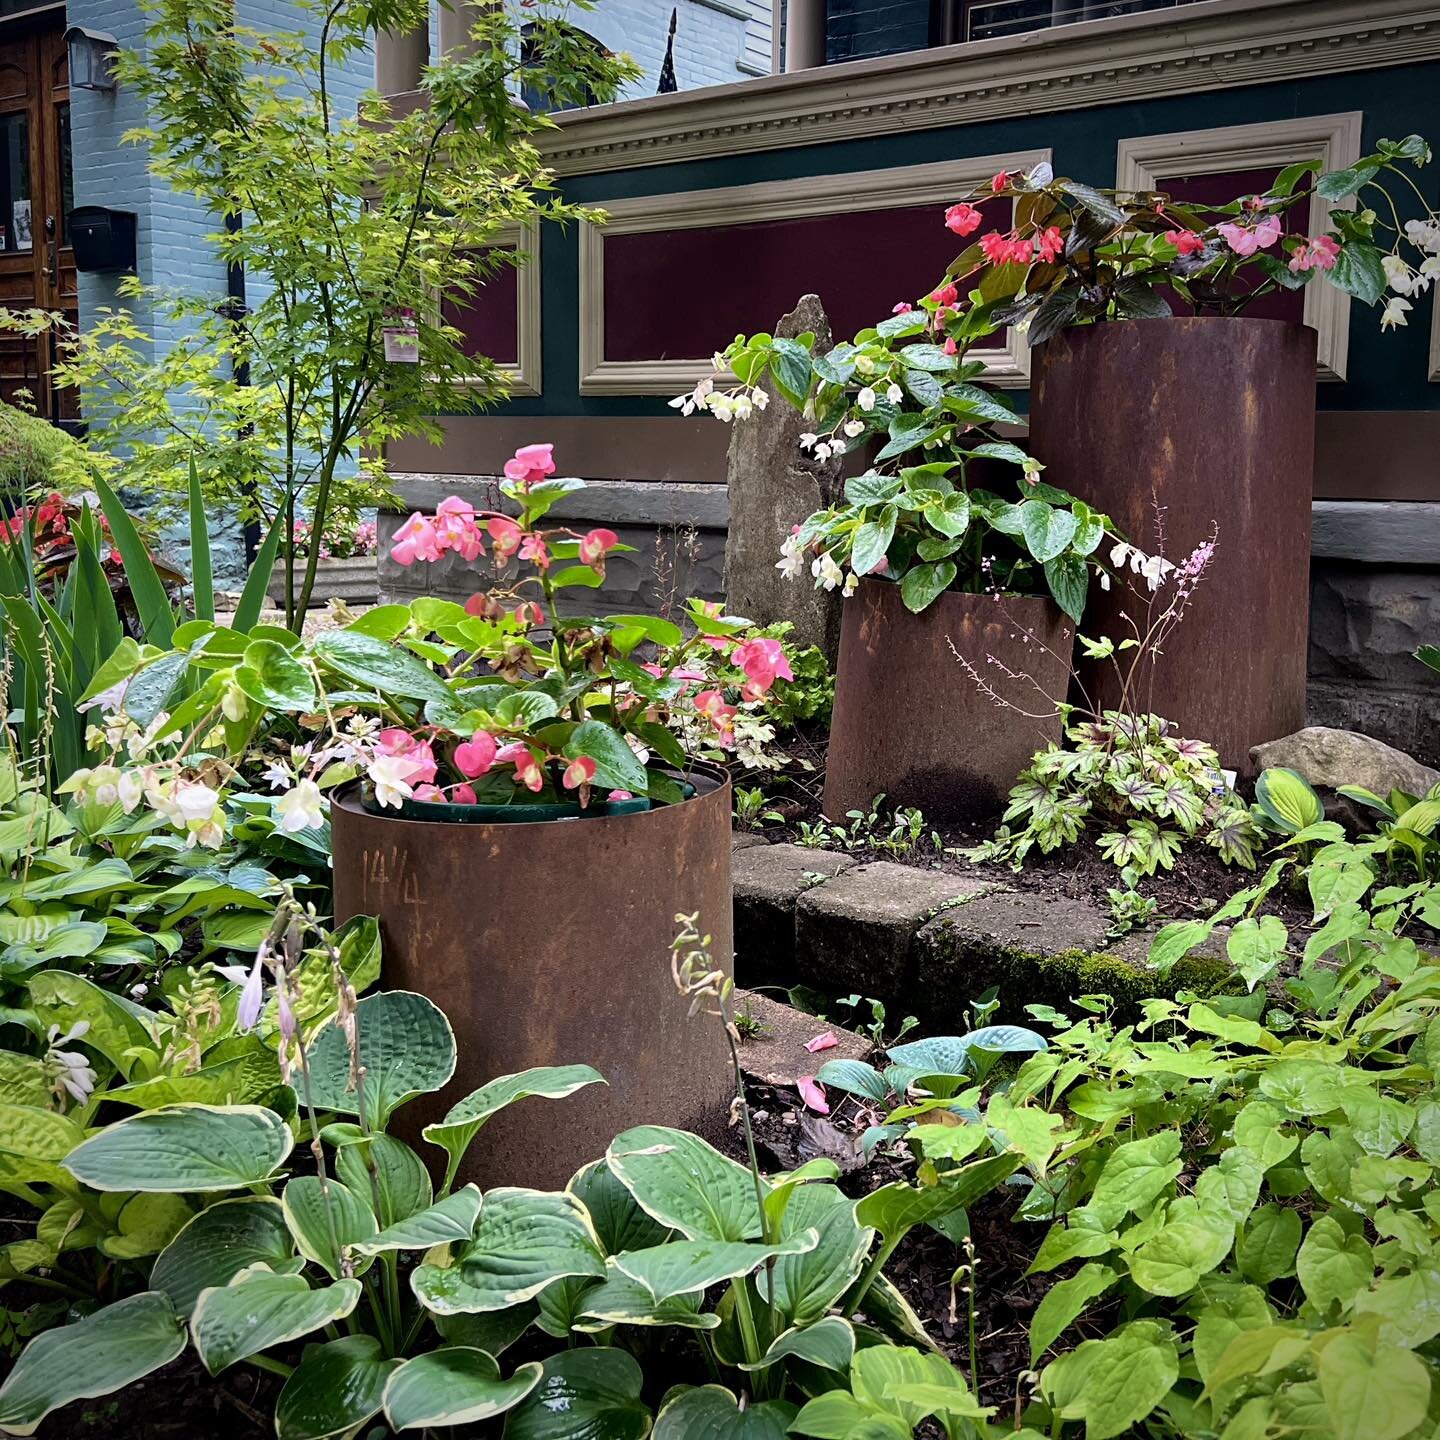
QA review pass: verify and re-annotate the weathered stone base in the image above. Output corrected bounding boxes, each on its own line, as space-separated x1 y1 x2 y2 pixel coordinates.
731 837 1233 1026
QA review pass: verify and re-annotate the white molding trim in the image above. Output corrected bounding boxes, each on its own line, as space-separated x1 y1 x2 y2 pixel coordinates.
1116 113 1363 381
1429 288 1440 384
452 222 542 398
578 151 1049 396
524 0 1436 177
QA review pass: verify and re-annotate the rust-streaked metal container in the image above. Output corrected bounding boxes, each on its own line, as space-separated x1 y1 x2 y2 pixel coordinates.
331 765 733 1191
1029 317 1316 770
823 579 1072 822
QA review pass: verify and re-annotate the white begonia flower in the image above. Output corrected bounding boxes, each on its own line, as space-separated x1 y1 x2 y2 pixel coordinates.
1421 256 1440 281
368 753 417 809
1140 554 1176 591
276 778 326 834
732 394 753 420
843 571 859 597
829 438 847 456
798 433 818 451
117 769 145 814
856 386 877 412
843 419 865 438
812 552 844 592
752 389 769 411
1381 296 1413 330
221 683 247 723
885 383 903 404
127 711 172 760
1383 253 1417 295
813 443 832 462
1109 541 1131 568
855 354 876 375
776 533 807 580
1099 570 1111 592
668 376 714 418
1404 218 1440 253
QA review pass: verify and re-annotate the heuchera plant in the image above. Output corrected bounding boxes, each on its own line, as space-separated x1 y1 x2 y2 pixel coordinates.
60 445 792 832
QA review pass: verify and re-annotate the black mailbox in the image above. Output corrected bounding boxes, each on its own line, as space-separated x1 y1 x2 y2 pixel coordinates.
67 206 137 273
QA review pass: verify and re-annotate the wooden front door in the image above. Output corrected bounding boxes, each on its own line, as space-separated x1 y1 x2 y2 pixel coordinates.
0 20 76 424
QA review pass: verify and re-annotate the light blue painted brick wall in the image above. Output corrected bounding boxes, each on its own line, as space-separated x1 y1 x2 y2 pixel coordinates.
585 0 768 97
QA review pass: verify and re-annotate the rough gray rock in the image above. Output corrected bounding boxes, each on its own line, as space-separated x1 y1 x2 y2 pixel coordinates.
794 862 998 998
733 987 872 1089
1249 725 1439 799
723 294 845 663
732 843 857 986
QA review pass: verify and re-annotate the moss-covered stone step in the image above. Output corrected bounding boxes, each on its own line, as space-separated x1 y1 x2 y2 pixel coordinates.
731 835 1231 1026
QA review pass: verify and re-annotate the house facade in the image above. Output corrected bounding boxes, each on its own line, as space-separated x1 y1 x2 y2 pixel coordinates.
376 0 1440 762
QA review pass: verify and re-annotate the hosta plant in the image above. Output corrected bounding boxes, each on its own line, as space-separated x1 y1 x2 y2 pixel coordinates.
61 444 794 830
0 906 1005 1439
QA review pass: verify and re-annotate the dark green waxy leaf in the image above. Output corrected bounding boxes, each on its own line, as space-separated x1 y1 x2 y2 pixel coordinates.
275 1335 399 1440
924 490 971 540
899 560 956 613
653 1387 797 1438
574 1270 719 1331
1329 241 1386 305
151 1196 296 1317
739 1315 856 1373
564 721 647 795
1019 502 1079 564
413 1188 605 1314
311 626 451 702
568 1160 673 1255
607 1125 766 1241
876 414 940 461
845 472 902 507
851 509 897 578
425 1065 605 1191
944 383 1018 426
503 1348 651 1440
0 1292 185 1436
767 336 814 409
1058 178 1127 227
305 990 456 1127
335 1133 432 1229
236 638 317 711
384 1347 542 1430
192 1272 361 1374
1316 160 1381 200
1044 553 1088 623
764 1182 873 1327
63 1104 293 1193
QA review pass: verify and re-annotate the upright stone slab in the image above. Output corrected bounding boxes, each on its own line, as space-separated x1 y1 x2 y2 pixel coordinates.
724 294 844 663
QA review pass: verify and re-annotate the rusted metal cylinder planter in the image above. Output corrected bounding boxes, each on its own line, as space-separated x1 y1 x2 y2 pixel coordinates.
1029 317 1316 770
331 765 734 1192
823 578 1073 823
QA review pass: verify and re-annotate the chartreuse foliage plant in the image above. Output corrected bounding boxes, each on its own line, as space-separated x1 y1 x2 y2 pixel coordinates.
0 912 1010 1438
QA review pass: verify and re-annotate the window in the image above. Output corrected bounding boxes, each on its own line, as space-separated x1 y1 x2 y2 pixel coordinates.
519 23 607 114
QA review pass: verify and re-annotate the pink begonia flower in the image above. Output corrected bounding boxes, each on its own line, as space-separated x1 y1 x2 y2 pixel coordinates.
642 663 707 682
891 301 913 315
1253 215 1283 249
512 749 545 792
464 593 491 617
1036 226 1064 263
990 170 1010 193
1219 215 1283 258
454 731 498 778
608 790 634 801
413 783 445 802
578 527 619 568
944 202 983 236
452 783 477 805
1289 234 1341 273
695 690 738 747
928 282 958 308
434 511 484 562
519 534 550 570
563 756 597 790
488 515 522 562
503 443 556 486
804 1031 839 1053
1166 229 1205 256
514 601 546 627
437 496 476 521
943 337 959 357
797 1075 829 1114
377 730 437 785
732 637 794 700
390 513 441 566
1010 237 1034 265
979 231 1011 265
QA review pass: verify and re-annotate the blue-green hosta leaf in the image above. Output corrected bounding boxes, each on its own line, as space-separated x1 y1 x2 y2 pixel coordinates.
504 1348 651 1440
568 1159 673 1256
814 1059 890 1103
614 1232 818 1301
305 990 456 1127
384 1347 542 1431
574 1268 720 1332
192 1271 362 1374
0 1291 185 1436
412 1188 605 1315
435 1303 538 1356
150 1196 296 1317
282 1176 378 1279
739 1315 856 1373
275 1334 400 1440
423 1065 605 1186
761 1183 873 1328
607 1125 767 1241
354 1184 482 1255
63 1104 294 1193
653 1386 797 1439
335 1133 431 1229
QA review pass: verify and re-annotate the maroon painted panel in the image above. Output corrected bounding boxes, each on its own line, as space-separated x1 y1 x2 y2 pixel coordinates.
1157 166 1313 323
443 254 519 366
602 198 1009 362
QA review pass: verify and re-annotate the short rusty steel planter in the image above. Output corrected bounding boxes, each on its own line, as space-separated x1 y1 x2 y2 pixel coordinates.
330 764 734 1191
823 579 1072 823
1029 317 1316 770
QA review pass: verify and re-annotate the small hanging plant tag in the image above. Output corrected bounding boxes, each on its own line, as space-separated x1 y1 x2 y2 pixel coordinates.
383 309 420 363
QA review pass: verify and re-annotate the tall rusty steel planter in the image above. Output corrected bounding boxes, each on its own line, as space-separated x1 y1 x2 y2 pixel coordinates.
1029 317 1316 770
330 765 734 1191
823 578 1072 822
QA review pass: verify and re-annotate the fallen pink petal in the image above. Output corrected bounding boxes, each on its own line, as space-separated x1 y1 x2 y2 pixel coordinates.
804 1031 839 1053
797 1076 829 1114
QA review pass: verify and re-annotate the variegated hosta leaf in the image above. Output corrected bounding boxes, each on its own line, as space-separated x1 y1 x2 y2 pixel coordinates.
274 1334 400 1440
574 1268 721 1332
504 1349 651 1440
653 1386 797 1439
150 1195 297 1317
192 1270 362 1374
614 1232 818 1302
383 1347 542 1431
354 1184 481 1255
606 1125 767 1241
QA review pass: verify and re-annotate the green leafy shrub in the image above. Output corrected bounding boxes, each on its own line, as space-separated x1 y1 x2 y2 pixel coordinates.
0 404 83 504
967 711 1262 876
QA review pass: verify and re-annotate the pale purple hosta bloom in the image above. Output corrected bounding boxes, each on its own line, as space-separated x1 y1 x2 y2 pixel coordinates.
76 678 130 715
44 1023 97 1108
225 947 268 1032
